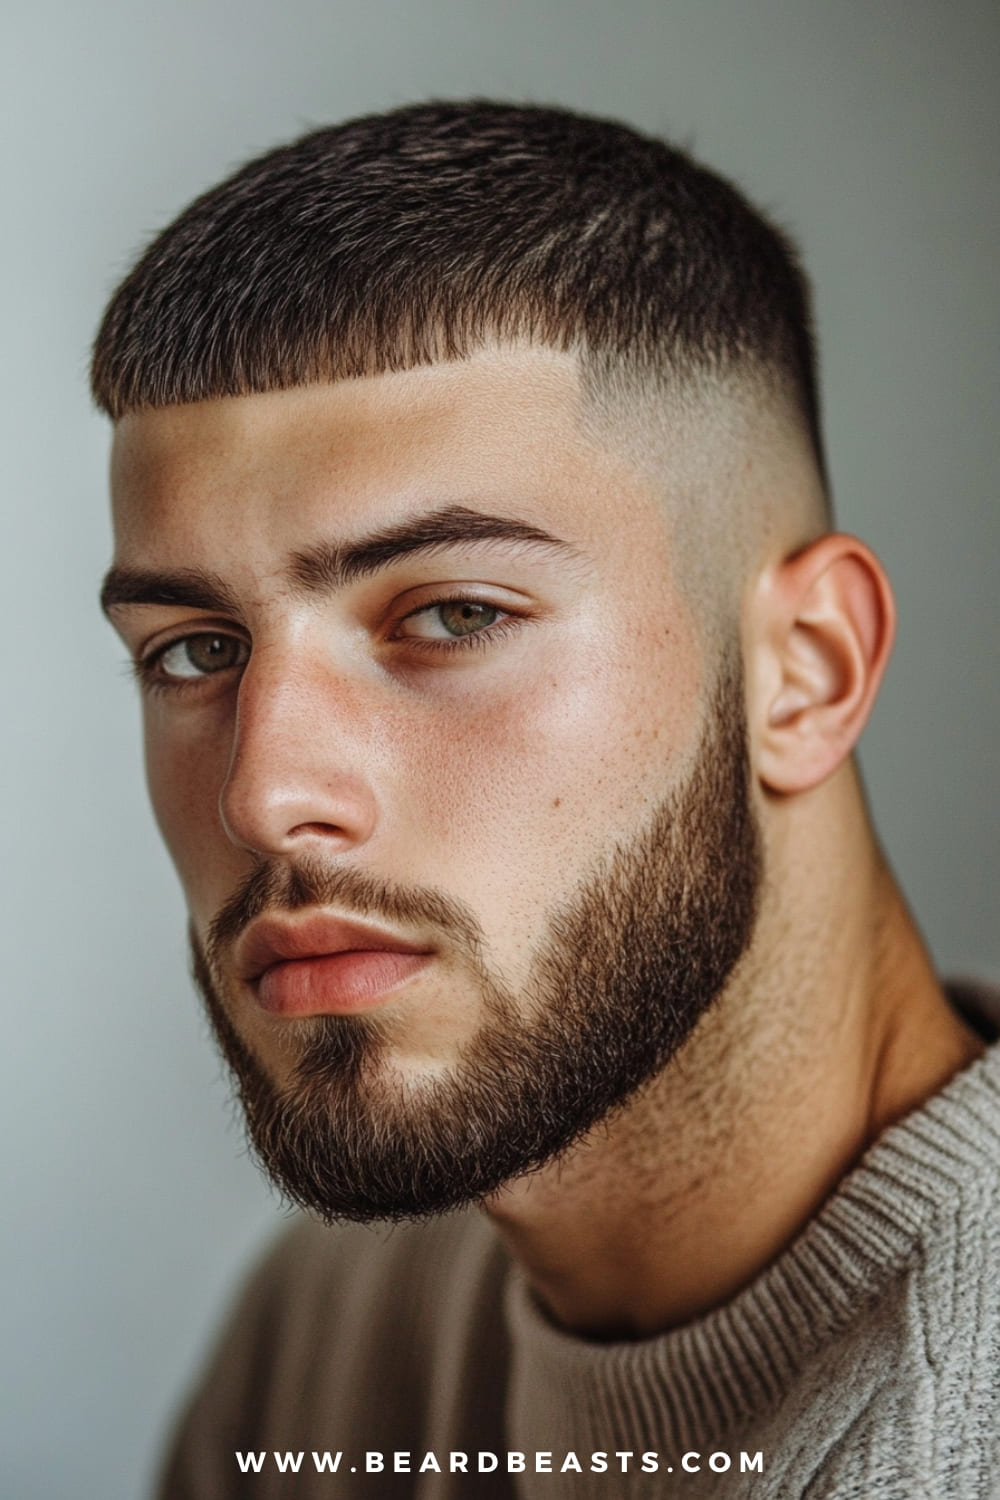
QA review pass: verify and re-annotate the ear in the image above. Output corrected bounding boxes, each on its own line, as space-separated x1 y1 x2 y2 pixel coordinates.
750 534 896 795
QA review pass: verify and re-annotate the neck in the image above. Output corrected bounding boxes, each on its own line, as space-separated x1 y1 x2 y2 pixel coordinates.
484 771 983 1340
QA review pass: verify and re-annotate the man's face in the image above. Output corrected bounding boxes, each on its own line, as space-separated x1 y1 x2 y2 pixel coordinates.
107 348 760 1219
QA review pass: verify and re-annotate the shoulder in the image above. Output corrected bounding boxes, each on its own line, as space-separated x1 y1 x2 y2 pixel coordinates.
785 1038 1000 1494
156 1210 510 1498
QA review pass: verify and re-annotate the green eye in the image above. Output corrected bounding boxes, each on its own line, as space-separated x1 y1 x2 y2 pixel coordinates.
158 634 248 678
399 600 505 642
437 602 501 636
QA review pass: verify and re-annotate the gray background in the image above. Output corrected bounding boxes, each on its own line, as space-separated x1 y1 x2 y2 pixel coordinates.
2 2 997 1496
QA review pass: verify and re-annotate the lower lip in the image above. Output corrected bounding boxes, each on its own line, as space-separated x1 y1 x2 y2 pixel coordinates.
256 951 431 1016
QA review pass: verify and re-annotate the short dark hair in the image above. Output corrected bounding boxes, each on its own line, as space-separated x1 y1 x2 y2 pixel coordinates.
91 99 825 481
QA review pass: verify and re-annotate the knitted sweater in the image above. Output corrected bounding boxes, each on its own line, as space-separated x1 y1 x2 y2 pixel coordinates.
157 987 1000 1498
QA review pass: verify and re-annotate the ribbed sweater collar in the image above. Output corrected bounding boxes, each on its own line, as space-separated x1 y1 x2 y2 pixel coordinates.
505 1003 1000 1456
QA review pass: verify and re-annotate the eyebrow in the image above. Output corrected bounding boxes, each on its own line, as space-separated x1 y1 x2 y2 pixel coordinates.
101 504 579 615
286 505 579 592
100 565 242 618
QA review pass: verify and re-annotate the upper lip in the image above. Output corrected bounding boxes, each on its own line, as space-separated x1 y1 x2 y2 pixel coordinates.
234 913 433 983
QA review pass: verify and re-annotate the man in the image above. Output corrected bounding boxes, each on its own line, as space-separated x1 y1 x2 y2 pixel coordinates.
95 102 998 1496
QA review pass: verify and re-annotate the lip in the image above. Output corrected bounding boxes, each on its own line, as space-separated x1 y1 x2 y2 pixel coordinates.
235 912 433 985
233 913 434 1017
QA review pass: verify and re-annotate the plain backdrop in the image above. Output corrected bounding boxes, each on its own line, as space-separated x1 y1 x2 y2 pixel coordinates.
2 3 997 1496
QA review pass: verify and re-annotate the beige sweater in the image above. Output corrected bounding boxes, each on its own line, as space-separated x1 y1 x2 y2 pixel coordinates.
157 987 1000 1498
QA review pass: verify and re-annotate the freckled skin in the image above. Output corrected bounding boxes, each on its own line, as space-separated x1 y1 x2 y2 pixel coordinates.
107 345 984 1336
109 349 704 1085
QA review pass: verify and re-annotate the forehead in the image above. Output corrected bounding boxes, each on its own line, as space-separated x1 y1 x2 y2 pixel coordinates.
109 347 675 566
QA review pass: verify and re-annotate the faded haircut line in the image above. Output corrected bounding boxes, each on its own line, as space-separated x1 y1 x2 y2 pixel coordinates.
91 99 827 491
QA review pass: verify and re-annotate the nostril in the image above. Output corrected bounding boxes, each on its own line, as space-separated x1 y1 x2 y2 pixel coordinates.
218 762 380 858
287 821 352 839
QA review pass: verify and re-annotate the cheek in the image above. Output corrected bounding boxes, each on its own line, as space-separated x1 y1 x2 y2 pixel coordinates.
387 623 702 924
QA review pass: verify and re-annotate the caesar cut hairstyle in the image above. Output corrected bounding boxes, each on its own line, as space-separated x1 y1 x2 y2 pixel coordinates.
91 99 826 486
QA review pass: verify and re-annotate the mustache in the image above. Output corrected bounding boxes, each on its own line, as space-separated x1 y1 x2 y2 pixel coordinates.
204 854 486 970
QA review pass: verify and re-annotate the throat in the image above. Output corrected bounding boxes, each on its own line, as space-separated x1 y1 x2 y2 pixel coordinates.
483 877 984 1341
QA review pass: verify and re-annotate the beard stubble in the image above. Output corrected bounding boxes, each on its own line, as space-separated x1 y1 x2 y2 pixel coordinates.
191 655 762 1223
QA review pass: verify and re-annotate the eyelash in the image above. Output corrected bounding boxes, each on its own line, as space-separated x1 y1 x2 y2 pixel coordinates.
130 638 247 696
390 597 524 655
131 596 526 693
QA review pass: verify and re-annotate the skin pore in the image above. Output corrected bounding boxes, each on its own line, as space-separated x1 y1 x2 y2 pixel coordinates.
105 345 983 1340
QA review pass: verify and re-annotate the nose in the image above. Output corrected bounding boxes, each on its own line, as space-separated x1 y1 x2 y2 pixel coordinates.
218 646 380 858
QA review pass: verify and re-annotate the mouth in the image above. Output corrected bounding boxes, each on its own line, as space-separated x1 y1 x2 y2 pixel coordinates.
234 913 434 1017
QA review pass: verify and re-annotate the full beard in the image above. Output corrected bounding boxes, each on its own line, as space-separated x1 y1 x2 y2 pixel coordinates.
191 654 762 1223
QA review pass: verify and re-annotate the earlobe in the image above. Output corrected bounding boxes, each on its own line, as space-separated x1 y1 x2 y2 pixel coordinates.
754 534 896 795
